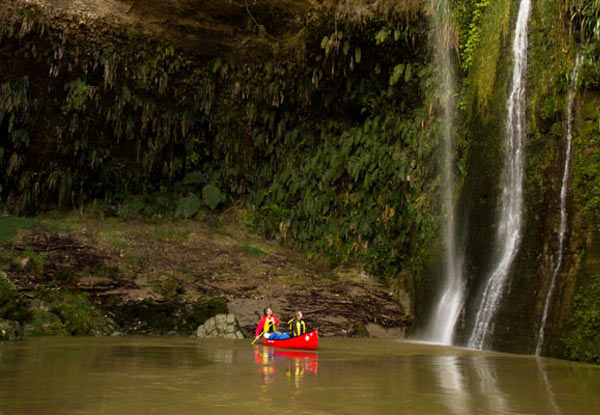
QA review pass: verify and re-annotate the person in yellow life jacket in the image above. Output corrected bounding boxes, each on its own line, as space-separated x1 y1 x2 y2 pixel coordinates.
254 307 290 341
287 311 307 337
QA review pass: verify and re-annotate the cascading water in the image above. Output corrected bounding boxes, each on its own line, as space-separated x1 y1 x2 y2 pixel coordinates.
423 0 465 345
468 0 532 350
535 55 582 356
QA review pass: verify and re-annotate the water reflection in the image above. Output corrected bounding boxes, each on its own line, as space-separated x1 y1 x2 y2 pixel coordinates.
0 338 599 414
253 346 318 388
434 355 470 414
537 358 561 415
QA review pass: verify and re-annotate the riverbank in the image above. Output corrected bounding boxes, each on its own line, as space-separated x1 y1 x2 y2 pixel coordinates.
0 209 412 339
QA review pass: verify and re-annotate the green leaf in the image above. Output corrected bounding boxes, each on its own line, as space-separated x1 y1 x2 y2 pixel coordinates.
212 58 222 74
390 64 404 85
182 170 206 185
176 193 202 219
404 64 412 82
354 47 362 64
202 184 223 210
343 41 350 56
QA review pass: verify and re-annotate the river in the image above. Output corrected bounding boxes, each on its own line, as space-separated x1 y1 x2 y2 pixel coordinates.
1 337 599 414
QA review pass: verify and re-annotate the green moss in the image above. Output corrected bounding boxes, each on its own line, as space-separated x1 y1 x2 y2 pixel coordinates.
572 92 600 228
561 273 600 364
110 238 129 249
20 248 44 277
152 275 185 299
0 217 37 243
45 291 106 335
0 271 19 320
26 310 68 337
241 244 268 257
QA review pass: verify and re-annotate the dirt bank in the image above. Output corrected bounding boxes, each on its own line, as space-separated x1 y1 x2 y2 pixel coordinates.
0 211 412 338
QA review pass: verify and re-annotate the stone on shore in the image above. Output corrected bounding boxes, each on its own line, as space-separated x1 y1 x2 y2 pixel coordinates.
0 318 22 341
197 313 244 339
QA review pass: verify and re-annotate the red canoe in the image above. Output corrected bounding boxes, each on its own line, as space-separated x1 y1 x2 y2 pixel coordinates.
261 330 319 350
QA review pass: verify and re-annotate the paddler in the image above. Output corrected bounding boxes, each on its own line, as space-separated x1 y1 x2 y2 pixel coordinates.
254 307 290 341
287 311 307 337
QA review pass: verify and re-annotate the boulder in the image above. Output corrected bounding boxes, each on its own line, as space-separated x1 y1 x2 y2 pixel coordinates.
196 313 244 339
0 318 22 341
196 326 207 337
204 317 216 330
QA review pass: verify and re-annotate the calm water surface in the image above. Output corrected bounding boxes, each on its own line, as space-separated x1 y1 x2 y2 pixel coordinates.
1 337 599 414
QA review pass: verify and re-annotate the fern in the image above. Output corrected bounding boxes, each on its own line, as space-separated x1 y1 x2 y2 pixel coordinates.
202 185 222 210
176 193 202 219
182 170 205 185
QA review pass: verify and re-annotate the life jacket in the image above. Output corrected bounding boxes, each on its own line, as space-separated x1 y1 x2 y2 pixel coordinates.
264 316 276 333
288 319 306 337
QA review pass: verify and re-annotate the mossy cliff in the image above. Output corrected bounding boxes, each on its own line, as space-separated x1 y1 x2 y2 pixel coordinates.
448 0 600 362
0 0 440 294
1 0 600 362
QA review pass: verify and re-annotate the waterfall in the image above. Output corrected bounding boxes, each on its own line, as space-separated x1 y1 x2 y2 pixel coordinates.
422 0 465 345
535 55 582 356
468 0 532 350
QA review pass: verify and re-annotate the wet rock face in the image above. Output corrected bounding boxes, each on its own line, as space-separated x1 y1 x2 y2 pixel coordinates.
0 318 22 340
196 313 244 339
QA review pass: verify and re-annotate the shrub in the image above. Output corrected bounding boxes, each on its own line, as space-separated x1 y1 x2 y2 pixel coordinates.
46 291 106 335
175 193 202 219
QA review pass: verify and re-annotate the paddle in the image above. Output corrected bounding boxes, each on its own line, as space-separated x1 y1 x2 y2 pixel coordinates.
251 329 264 345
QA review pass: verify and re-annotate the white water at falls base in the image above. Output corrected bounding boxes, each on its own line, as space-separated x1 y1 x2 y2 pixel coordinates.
468 0 532 350
422 0 465 345
535 56 582 356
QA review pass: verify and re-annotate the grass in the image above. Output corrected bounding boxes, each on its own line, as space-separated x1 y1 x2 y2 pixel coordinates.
0 216 38 243
110 238 130 249
151 227 191 240
241 244 268 257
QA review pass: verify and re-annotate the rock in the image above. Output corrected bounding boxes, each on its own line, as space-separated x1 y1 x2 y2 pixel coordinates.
196 313 243 339
110 331 123 336
0 318 22 341
204 317 216 330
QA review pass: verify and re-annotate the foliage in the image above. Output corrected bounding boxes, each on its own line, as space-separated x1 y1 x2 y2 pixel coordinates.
45 291 106 335
0 271 20 320
456 0 512 112
572 95 600 227
202 184 223 210
182 170 206 185
119 199 145 220
0 216 37 243
21 247 44 277
561 273 600 364
241 244 268 257
0 3 437 285
27 310 68 336
175 193 202 219
569 0 600 43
